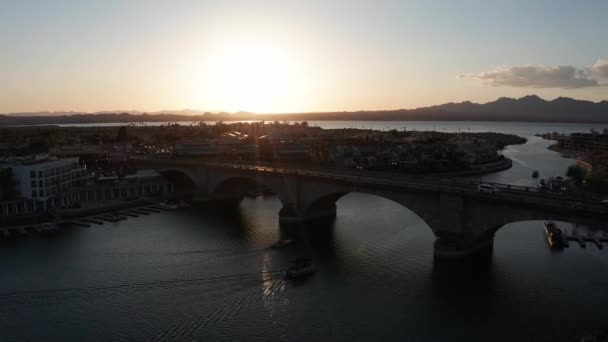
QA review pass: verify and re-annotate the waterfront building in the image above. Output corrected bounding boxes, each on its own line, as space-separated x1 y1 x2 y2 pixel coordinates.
556 133 608 153
4 154 88 210
49 144 103 158
174 143 219 158
76 169 173 202
218 131 248 146
273 142 310 161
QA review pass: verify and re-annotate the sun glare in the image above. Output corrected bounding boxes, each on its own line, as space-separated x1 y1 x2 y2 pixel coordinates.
201 39 302 113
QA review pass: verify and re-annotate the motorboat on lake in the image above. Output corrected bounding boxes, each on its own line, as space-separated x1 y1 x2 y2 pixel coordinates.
544 221 564 249
282 258 316 280
271 239 294 249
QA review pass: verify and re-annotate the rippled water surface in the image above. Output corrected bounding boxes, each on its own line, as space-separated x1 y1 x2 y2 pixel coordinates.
1 122 607 341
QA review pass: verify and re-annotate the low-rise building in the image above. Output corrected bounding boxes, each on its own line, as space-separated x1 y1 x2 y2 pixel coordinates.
174 143 219 158
0 154 90 216
6 154 88 208
273 142 309 161
77 169 172 202
556 132 608 153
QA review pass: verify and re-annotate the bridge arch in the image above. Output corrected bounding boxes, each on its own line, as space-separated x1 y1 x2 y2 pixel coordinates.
300 188 440 234
158 168 199 192
210 175 283 199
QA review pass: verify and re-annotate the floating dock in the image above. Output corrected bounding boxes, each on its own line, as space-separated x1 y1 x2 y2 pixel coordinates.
562 231 608 249
592 236 604 249
96 215 124 222
139 207 161 213
81 218 104 225
120 211 139 218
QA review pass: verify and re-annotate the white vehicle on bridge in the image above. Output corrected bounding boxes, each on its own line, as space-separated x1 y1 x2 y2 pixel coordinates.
477 183 499 193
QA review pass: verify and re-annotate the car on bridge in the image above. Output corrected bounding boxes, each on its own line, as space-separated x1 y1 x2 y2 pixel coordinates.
477 183 499 193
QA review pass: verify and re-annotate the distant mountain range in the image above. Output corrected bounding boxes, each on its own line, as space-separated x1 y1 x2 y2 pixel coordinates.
1 95 607 125
4 109 226 117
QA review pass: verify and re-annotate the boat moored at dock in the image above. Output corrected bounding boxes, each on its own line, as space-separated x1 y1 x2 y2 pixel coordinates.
544 221 564 249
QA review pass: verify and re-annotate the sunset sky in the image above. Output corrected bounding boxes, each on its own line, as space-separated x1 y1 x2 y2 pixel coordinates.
1 0 607 114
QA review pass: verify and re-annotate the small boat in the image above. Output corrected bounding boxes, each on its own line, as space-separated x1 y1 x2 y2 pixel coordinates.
158 200 179 210
40 222 57 230
282 258 316 280
532 170 539 178
271 239 294 249
544 221 564 249
39 222 59 235
561 153 574 158
538 178 547 189
572 230 587 248
244 191 262 198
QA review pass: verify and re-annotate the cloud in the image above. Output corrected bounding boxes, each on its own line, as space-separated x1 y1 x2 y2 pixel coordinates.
592 59 608 78
460 64 599 89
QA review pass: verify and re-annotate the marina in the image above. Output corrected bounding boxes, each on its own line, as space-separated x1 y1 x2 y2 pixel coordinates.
120 211 140 218
544 222 608 250
0 203 174 240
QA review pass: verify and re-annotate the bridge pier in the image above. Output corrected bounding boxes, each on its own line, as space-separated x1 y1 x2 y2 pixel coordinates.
433 233 495 260
278 203 337 225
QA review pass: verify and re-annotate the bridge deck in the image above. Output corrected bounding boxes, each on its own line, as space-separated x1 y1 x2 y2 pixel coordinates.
136 158 608 216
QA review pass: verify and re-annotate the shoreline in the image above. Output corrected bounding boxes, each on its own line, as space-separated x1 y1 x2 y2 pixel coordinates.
4 119 608 128
426 157 513 177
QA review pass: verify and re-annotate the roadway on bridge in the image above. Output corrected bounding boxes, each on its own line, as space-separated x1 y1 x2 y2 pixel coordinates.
135 157 607 214
214 162 607 213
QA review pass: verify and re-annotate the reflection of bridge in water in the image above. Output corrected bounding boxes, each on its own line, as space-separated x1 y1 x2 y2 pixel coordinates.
135 158 608 260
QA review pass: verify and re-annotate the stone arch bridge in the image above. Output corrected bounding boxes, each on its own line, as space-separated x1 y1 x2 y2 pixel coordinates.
136 158 608 259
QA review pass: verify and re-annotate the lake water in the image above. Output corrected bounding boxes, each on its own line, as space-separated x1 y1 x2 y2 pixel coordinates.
1 121 607 341
25 119 608 135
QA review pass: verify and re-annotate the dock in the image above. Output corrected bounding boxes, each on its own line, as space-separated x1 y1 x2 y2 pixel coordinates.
120 211 139 218
139 207 161 213
562 231 608 249
96 215 125 223
129 209 150 215
576 234 587 248
0 199 173 241
591 235 604 249
81 218 104 225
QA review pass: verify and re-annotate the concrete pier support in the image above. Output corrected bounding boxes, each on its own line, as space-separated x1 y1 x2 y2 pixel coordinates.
433 233 495 260
197 195 242 209
278 203 337 225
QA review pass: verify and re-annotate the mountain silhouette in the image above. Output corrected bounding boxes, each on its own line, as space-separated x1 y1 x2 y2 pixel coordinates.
1 95 607 125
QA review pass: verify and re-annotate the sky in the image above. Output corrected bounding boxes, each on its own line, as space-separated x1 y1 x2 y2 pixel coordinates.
1 0 607 114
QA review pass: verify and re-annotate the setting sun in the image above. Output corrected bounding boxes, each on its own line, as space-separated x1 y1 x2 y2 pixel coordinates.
200 38 303 113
